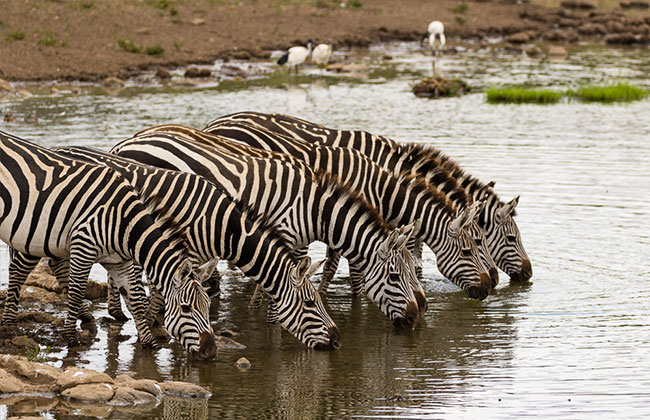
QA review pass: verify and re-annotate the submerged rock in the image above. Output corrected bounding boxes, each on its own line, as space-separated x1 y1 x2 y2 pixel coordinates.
160 381 212 398
61 383 115 403
235 357 251 369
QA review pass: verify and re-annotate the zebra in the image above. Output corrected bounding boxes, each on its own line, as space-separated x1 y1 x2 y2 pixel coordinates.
130 125 492 301
0 130 217 359
45 145 341 350
197 119 499 290
109 132 423 327
205 112 532 283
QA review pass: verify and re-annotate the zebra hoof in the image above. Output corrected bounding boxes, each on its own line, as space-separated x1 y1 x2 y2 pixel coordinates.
65 336 81 348
108 312 129 323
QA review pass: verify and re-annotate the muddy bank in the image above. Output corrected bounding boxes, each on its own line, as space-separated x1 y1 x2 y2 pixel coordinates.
0 0 649 83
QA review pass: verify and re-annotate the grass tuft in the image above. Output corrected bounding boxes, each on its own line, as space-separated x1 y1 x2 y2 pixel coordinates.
6 29 26 42
145 44 165 56
118 38 142 53
451 2 468 13
486 87 563 104
568 82 648 103
39 30 58 47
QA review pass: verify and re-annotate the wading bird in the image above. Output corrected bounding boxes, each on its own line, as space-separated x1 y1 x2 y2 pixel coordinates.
277 39 314 76
312 40 333 68
421 21 446 77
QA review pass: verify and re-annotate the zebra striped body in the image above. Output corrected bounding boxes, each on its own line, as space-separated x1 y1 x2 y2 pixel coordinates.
135 125 492 301
206 112 532 282
110 133 422 325
49 146 340 349
0 130 216 358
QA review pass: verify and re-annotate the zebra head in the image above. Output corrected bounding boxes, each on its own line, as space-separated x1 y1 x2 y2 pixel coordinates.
366 220 421 329
439 202 492 300
165 259 218 360
484 194 532 282
465 200 500 288
276 256 341 350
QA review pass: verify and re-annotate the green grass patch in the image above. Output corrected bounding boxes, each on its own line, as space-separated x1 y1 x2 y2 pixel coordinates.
73 0 94 10
118 38 142 53
568 82 648 103
486 87 563 104
145 44 165 56
39 30 58 46
6 29 26 42
454 16 465 25
451 2 468 13
347 0 363 8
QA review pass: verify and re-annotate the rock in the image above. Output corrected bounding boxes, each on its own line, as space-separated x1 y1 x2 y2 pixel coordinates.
219 329 239 338
525 46 545 57
17 311 63 326
577 23 607 36
220 65 247 79
605 33 640 44
10 335 39 351
560 0 595 9
620 0 649 8
506 31 531 43
135 27 151 34
543 29 579 42
102 77 125 88
0 352 61 386
606 21 625 34
57 367 114 390
548 45 568 58
215 335 246 350
7 417 49 420
49 87 59 95
25 267 61 293
61 383 115 403
190 18 205 25
235 357 251 369
184 67 212 78
18 286 65 304
0 367 30 393
115 374 163 396
109 385 159 406
155 68 171 79
412 77 470 99
0 78 14 92
170 78 204 87
160 381 211 398
503 44 524 54
326 63 368 73
231 50 251 59
17 89 31 98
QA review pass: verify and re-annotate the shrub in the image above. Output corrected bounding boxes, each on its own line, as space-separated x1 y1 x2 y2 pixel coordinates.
568 82 648 103
486 87 563 104
6 29 26 42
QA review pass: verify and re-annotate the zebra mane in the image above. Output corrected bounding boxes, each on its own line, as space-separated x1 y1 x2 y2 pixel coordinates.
401 142 507 208
397 172 457 216
313 169 390 234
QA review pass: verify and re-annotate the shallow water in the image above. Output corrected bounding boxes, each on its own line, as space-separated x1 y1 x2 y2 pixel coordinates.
1 42 650 419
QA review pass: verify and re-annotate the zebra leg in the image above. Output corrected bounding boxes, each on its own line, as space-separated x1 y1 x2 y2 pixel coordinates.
1 251 41 328
249 284 264 309
318 248 341 294
146 289 164 327
65 243 97 346
348 265 366 296
48 258 95 326
105 263 158 348
204 262 221 298
266 297 279 324
105 263 131 322
107 281 129 322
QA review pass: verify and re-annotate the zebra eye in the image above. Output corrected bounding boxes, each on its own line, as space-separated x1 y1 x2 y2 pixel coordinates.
180 304 191 313
506 234 517 242
389 273 400 282
305 299 317 308
461 248 472 257
474 238 482 246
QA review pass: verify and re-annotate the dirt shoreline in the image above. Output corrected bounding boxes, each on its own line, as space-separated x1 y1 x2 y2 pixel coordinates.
1 1 649 83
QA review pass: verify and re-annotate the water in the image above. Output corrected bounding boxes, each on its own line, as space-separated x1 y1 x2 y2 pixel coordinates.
1 42 649 419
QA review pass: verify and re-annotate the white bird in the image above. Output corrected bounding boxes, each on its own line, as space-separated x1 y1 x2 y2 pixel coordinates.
311 40 333 68
277 39 314 75
421 20 446 56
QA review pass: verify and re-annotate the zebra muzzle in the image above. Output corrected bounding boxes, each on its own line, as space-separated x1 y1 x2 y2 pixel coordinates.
510 259 533 282
314 326 341 351
192 331 218 360
393 300 419 329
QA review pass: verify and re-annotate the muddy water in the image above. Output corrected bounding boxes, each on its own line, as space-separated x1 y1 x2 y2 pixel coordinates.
1 43 650 419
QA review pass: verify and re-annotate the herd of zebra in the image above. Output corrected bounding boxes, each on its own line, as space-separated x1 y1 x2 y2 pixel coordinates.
0 111 532 360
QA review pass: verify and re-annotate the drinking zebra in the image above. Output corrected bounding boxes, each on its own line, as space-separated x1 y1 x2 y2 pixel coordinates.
45 146 341 350
131 125 493 301
0 130 217 359
109 132 422 327
206 112 532 283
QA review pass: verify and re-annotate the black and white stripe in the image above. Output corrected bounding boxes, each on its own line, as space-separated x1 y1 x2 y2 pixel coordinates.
51 146 340 350
206 112 532 282
0 130 217 358
110 132 422 326
136 124 492 301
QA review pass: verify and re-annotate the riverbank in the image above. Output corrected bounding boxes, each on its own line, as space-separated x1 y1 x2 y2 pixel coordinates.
1 0 649 83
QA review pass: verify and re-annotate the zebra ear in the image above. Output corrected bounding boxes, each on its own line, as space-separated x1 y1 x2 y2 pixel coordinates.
393 219 421 251
174 259 194 287
195 258 219 282
378 229 401 260
292 256 312 288
449 206 473 237
496 195 520 220
487 181 496 189
307 259 326 278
